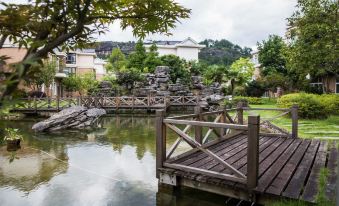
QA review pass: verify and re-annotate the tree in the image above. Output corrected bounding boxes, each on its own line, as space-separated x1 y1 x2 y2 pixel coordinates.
257 35 288 76
286 0 338 93
143 44 163 73
160 54 190 84
106 48 127 72
188 61 206 76
24 57 57 96
62 74 80 94
199 39 252 66
116 68 144 93
202 65 227 84
227 58 255 93
0 0 190 99
127 40 147 71
62 73 98 96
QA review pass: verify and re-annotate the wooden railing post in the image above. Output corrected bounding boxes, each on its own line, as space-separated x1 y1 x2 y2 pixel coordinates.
156 110 166 178
247 115 260 190
147 94 150 107
132 96 135 109
237 102 244 124
47 97 51 108
220 110 227 138
291 104 298 138
77 96 81 106
56 96 60 111
34 97 37 112
194 106 203 144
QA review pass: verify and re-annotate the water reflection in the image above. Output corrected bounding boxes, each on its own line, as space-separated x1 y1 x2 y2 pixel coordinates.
0 116 229 206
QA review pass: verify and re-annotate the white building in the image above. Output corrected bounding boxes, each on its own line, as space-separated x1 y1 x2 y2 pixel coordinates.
250 51 261 80
145 37 205 61
94 58 107 80
65 49 107 80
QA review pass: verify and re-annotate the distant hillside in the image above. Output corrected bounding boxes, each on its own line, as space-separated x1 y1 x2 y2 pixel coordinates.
94 39 252 65
199 39 252 66
95 41 136 59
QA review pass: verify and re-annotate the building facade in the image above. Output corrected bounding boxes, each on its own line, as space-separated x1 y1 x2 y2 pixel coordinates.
1 42 107 97
145 37 205 61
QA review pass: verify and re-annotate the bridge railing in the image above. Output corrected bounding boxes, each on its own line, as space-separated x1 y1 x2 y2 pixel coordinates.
12 97 79 111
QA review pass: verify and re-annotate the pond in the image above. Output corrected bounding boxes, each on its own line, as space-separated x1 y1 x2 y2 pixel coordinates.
0 115 233 206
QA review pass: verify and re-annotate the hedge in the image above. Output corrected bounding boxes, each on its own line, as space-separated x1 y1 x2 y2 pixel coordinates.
277 93 339 119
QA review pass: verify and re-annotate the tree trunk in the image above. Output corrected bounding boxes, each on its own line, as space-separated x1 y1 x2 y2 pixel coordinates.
322 75 334 94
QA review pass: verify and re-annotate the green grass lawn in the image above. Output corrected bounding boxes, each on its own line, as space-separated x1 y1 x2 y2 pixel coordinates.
245 103 339 140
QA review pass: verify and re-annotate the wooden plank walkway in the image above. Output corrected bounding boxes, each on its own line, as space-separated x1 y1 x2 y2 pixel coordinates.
160 135 338 204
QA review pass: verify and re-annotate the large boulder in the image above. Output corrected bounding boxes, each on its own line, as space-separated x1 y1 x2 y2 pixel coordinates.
32 106 106 132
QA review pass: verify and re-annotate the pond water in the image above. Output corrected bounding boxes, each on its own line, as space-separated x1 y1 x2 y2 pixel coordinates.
0 115 233 206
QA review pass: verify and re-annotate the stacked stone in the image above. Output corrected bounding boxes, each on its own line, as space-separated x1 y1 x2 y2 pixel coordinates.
91 81 116 97
201 82 222 96
168 78 192 96
191 76 205 90
154 66 171 96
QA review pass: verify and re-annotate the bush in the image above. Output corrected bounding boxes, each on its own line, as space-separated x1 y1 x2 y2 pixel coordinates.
233 86 246 96
321 94 339 115
246 80 266 97
277 93 328 119
233 96 264 105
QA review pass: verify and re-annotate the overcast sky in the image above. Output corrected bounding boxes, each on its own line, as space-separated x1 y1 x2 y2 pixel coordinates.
5 0 297 49
100 0 297 49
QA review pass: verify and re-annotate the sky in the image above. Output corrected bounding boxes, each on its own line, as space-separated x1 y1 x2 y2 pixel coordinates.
99 0 297 49
5 0 297 49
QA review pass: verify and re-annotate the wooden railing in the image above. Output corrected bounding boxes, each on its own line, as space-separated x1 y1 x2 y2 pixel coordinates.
156 104 299 190
156 106 260 189
242 104 298 138
11 96 200 112
12 97 79 112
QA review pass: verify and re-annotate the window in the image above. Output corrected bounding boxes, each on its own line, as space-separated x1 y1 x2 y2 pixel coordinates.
309 77 323 94
66 53 76 64
63 67 76 75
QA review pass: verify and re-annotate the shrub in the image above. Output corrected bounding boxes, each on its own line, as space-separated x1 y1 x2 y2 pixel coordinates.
246 80 266 97
277 93 328 119
321 94 339 115
233 96 264 105
233 86 246 96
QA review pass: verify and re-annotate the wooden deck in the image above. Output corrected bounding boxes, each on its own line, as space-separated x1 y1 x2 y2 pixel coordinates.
160 134 337 204
156 106 338 205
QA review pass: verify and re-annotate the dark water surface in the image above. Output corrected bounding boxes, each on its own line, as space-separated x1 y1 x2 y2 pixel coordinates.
0 115 233 206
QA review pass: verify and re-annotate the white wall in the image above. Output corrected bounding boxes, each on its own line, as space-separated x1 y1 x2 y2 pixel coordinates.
76 54 95 68
157 47 177 56
176 47 199 61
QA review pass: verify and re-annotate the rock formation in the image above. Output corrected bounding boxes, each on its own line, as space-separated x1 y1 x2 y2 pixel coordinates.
32 106 106 132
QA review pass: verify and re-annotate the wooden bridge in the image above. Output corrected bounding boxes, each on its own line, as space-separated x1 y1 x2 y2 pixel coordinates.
10 96 199 113
156 106 338 204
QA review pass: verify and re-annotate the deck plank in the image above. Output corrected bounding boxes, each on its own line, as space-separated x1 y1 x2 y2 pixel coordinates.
256 138 294 176
282 139 320 199
189 137 255 169
265 139 310 195
212 137 278 173
177 135 247 165
325 141 338 201
256 139 302 193
301 141 328 202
